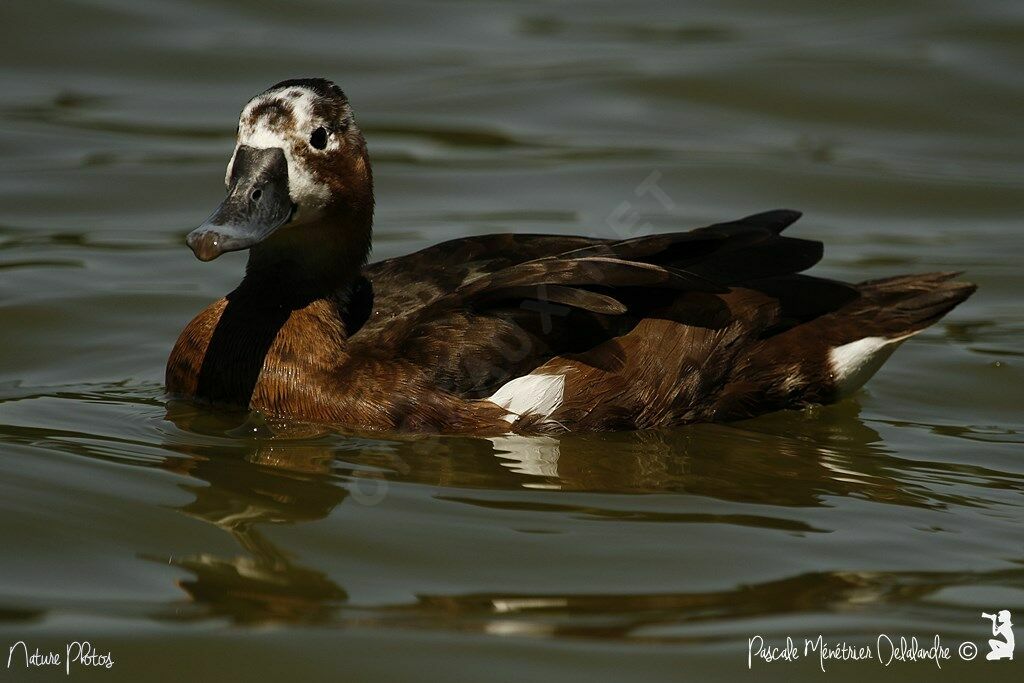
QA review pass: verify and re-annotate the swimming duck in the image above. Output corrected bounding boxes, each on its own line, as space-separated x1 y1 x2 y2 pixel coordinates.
167 78 976 433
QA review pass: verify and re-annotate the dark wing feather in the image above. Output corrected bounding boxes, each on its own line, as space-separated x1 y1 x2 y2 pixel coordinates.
474 284 627 315
682 235 823 282
454 256 725 298
352 210 822 397
358 209 810 332
542 209 802 264
357 233 604 338
373 256 724 344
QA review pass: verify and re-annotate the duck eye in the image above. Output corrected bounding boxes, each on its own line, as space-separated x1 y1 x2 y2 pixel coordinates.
310 126 328 150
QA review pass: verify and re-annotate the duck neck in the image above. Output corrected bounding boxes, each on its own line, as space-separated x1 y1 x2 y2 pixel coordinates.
237 203 373 312
234 142 375 318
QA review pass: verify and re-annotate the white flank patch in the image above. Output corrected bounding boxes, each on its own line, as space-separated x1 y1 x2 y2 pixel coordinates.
486 373 565 424
829 336 908 397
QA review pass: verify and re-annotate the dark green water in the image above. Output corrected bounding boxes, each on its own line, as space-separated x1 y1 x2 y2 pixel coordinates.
1 1 1022 680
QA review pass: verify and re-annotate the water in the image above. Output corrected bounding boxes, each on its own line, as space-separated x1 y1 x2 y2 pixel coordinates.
1 1 1022 680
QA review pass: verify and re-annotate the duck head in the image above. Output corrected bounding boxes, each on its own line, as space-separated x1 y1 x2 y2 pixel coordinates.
187 79 373 286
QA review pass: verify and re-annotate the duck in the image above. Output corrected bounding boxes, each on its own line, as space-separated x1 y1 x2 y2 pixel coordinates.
167 78 976 434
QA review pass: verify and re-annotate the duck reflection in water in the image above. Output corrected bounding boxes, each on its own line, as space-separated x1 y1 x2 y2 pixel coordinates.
154 398 1022 632
157 402 348 624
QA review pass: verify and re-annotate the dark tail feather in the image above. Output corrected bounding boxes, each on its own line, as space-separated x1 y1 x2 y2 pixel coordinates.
857 272 976 337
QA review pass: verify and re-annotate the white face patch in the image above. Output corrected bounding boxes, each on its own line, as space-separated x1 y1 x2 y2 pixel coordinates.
227 86 347 227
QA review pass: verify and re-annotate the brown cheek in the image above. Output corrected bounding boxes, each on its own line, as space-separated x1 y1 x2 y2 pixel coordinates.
293 146 338 192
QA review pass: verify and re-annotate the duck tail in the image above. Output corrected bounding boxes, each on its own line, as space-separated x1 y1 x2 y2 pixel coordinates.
854 271 977 338
819 272 976 397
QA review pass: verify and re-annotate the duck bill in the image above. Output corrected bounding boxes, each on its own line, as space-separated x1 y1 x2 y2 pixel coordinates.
186 145 295 261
